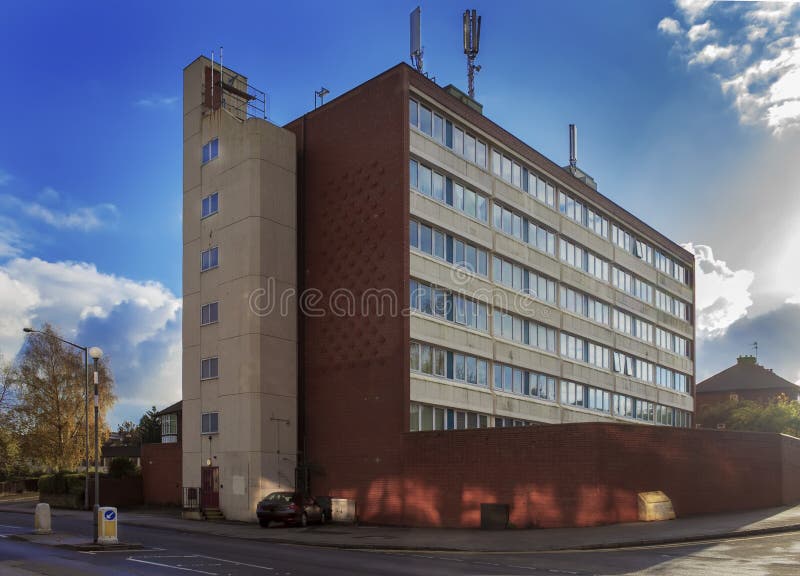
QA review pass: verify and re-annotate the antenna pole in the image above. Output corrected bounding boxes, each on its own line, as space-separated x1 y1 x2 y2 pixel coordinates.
463 9 482 99
210 50 214 109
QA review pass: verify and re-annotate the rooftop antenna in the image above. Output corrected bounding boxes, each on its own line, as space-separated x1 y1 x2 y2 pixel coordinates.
569 124 578 169
410 7 423 72
752 341 758 361
314 87 329 109
463 9 481 99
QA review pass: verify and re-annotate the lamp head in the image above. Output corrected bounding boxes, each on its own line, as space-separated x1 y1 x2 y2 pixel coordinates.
22 327 33 333
88 347 103 360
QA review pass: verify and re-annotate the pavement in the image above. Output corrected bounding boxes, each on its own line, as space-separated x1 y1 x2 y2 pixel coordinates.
2 497 800 553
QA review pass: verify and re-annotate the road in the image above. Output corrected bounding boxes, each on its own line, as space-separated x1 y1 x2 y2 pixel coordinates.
0 510 799 575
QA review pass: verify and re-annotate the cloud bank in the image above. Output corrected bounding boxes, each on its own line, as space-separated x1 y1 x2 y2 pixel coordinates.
659 1 800 134
0 257 182 423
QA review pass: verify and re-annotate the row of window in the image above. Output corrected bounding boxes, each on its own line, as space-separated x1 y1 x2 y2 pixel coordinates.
491 149 557 208
411 283 692 391
410 403 498 431
492 203 556 256
655 365 690 393
559 191 609 238
612 266 653 304
410 157 693 322
561 380 611 413
494 310 558 353
655 327 690 357
410 159 488 222
613 394 692 427
410 219 488 276
656 290 690 321
408 97 692 288
560 285 610 325
493 362 558 401
414 235 689 359
409 99 488 169
559 238 609 282
410 341 489 387
613 308 653 343
561 332 611 370
493 254 557 304
410 279 489 332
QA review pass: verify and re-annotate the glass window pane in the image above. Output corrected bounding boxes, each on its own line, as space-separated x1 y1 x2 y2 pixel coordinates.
409 99 418 127
420 106 432 135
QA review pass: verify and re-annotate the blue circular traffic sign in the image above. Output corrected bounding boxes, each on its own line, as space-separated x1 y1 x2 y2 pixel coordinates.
103 509 116 521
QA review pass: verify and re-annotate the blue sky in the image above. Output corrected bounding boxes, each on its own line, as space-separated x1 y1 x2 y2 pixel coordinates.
1 1 799 427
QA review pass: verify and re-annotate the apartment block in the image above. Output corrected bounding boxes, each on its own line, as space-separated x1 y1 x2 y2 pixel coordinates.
183 58 695 523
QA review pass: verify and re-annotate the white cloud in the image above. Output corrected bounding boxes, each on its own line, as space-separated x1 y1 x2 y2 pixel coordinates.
658 17 683 36
0 215 24 259
689 43 737 66
684 243 755 339
1 257 182 424
676 0 714 23
687 20 715 43
1 193 119 232
660 2 800 134
37 186 60 204
135 96 179 108
0 170 10 186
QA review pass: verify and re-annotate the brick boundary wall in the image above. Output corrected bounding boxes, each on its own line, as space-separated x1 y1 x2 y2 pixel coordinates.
141 443 182 506
329 423 800 529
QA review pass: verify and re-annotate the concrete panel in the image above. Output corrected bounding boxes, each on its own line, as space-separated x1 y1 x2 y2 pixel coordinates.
561 266 615 302
493 341 561 376
657 273 693 303
410 377 494 414
410 314 493 358
560 360 615 389
614 249 657 284
562 314 614 347
494 394 561 423
410 192 493 248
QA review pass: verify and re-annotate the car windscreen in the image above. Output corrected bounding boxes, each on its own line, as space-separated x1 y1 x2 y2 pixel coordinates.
262 492 295 504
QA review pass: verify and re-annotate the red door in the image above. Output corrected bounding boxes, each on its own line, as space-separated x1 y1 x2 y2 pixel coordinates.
201 467 219 509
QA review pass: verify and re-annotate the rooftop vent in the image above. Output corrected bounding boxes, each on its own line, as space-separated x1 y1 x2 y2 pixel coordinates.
444 84 483 115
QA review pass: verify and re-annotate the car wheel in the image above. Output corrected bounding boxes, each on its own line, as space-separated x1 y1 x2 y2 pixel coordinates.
300 512 308 527
259 519 269 528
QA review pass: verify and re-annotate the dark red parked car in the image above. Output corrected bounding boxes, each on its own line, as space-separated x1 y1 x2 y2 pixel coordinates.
256 492 327 527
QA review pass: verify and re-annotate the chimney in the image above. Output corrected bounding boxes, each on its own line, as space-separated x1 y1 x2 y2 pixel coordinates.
737 355 757 366
563 124 597 190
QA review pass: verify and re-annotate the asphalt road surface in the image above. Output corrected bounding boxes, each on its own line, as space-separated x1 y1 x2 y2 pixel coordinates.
1 511 799 575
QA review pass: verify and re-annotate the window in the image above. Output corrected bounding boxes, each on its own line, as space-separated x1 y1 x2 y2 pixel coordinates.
612 267 652 303
202 138 219 163
201 247 219 271
201 357 219 380
409 159 488 222
201 302 219 325
560 286 610 325
411 341 488 387
201 411 219 434
202 192 219 218
161 413 178 442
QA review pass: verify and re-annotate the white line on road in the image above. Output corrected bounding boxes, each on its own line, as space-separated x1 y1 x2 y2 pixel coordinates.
127 556 218 575
195 555 274 570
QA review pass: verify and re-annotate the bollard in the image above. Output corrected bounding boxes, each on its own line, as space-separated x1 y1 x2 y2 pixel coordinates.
97 507 119 545
34 503 52 535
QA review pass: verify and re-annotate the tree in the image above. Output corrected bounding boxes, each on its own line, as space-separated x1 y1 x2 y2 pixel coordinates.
0 355 22 480
14 324 116 471
117 420 140 446
697 395 800 437
138 406 161 444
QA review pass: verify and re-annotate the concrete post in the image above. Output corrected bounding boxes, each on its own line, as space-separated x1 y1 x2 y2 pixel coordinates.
34 503 52 535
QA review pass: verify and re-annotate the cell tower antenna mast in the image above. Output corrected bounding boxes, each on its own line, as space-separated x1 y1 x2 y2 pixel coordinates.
410 7 424 72
463 9 482 99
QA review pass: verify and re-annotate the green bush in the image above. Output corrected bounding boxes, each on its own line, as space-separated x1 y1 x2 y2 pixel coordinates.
38 473 67 494
65 474 85 495
108 457 138 479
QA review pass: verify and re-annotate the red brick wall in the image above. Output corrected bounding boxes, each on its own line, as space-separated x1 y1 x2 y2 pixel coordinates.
141 443 182 506
395 423 800 528
285 66 410 523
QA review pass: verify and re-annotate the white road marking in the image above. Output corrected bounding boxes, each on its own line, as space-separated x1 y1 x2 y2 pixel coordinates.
0 524 23 529
127 554 274 573
127 556 217 575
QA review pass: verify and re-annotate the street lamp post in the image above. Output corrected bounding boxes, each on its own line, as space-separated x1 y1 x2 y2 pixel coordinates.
23 328 91 511
89 346 103 544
